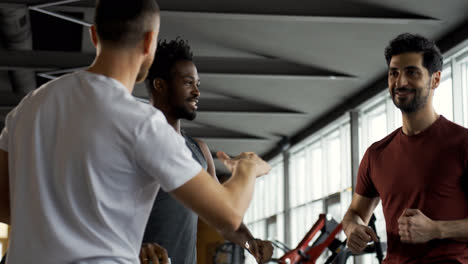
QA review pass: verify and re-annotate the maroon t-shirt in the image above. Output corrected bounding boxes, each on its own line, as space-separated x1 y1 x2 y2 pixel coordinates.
356 116 468 263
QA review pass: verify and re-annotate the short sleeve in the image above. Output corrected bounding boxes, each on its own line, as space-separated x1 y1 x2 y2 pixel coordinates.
355 148 379 198
133 112 202 192
0 108 16 152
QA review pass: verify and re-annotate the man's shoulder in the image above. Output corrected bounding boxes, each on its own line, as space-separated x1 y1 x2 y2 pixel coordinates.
440 116 468 134
192 137 208 149
438 117 468 147
367 127 401 153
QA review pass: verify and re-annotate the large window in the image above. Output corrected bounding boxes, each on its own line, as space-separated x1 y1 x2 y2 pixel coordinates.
288 116 351 253
461 56 468 126
434 66 453 121
245 159 284 263
357 95 396 263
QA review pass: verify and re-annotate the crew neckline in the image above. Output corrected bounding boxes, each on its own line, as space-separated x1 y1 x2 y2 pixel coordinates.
399 115 445 139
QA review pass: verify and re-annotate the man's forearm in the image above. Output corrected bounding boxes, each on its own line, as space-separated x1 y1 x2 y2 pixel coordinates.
436 218 468 242
343 209 366 233
221 223 254 249
221 161 257 223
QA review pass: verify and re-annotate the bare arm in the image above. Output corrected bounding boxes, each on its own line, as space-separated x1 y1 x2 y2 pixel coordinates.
342 193 380 253
195 140 274 263
0 150 10 225
436 219 468 242
219 222 275 264
170 152 270 234
193 139 217 179
343 193 380 229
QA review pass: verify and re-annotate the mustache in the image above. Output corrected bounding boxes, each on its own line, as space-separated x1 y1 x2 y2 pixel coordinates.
393 87 416 93
186 96 199 101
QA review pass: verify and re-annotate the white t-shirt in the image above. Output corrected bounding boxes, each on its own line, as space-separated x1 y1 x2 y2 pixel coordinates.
0 71 202 264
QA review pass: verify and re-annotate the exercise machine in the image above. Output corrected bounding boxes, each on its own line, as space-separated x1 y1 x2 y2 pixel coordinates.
270 214 385 264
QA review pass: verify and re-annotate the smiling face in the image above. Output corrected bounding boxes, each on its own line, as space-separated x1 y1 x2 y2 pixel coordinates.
165 60 200 121
388 52 435 114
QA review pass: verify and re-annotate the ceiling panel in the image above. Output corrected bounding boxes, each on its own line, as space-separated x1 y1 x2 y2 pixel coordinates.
1 0 467 175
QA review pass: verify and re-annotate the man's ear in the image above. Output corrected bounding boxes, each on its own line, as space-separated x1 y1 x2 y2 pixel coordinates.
153 78 168 94
89 25 99 47
143 31 156 55
431 71 441 90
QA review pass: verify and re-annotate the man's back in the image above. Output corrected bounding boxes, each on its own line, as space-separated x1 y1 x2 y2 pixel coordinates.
0 71 201 263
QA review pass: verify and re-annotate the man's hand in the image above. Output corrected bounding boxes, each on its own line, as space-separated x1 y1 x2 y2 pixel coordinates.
398 209 439 243
246 239 274 264
345 223 378 254
217 151 271 177
139 243 169 264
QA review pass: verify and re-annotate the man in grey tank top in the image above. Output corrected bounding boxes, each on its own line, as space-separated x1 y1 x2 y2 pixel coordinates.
140 38 274 264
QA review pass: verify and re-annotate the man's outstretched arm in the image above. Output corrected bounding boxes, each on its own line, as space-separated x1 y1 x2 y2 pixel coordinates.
221 223 273 264
196 139 273 263
171 152 270 234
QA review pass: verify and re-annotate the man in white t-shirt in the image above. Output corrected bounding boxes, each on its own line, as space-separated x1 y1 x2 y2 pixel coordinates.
0 0 270 263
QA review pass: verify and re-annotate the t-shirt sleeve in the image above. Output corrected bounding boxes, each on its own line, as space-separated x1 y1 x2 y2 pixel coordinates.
133 112 202 192
355 148 379 198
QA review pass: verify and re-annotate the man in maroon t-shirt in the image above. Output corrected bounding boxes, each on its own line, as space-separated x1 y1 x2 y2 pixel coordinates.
343 33 468 263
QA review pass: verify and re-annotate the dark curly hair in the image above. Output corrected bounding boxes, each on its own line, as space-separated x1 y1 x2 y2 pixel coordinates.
384 33 443 75
146 38 193 99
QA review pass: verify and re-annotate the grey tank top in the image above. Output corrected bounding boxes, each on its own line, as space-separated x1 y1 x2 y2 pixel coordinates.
142 132 208 264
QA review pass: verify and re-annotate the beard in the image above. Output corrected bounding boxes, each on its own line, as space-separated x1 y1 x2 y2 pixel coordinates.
174 105 197 121
168 89 197 121
391 81 431 113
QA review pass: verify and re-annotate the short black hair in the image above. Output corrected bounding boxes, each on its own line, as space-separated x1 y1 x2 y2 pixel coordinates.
385 33 443 75
146 38 193 98
94 0 160 47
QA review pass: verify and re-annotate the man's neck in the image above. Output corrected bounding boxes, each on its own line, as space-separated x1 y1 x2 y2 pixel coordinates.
162 110 182 134
87 49 140 93
401 106 439 136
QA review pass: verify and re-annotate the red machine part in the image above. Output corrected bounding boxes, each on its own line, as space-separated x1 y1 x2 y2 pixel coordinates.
277 214 343 264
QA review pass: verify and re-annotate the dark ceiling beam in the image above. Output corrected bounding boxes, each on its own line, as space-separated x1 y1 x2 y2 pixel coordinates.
0 50 350 78
160 11 439 25
0 93 24 107
263 19 468 161
197 98 302 114
182 120 266 140
196 111 307 117
183 127 262 139
0 50 94 71
0 107 12 117
195 57 350 77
